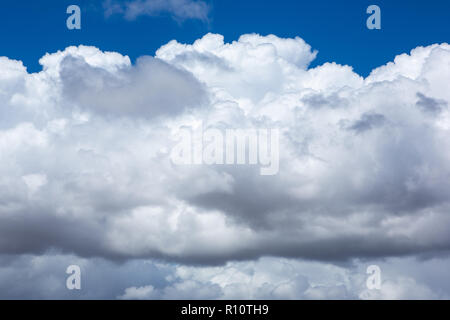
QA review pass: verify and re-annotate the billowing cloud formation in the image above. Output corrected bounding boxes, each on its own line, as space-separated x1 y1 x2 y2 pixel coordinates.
117 256 450 300
3 253 447 299
104 0 210 22
1 34 450 273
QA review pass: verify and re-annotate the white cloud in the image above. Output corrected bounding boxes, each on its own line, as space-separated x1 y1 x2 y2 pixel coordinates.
116 256 449 300
118 285 158 300
359 277 438 300
156 33 319 101
0 34 450 290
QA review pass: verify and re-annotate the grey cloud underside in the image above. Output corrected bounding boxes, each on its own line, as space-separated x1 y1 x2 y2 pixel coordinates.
0 36 450 267
2 212 449 264
416 92 447 114
61 55 208 118
344 113 386 133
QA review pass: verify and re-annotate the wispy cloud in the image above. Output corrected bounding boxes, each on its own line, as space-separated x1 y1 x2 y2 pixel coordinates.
104 0 210 22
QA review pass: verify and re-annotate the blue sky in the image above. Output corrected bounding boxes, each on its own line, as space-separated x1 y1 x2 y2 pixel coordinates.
0 0 449 76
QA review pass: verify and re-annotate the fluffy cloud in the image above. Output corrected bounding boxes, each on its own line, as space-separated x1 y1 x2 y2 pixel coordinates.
116 256 450 300
1 253 448 299
1 33 450 298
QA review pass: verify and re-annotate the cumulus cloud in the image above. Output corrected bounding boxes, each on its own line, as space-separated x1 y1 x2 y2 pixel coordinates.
104 0 210 22
2 253 448 299
1 33 450 298
116 256 450 300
